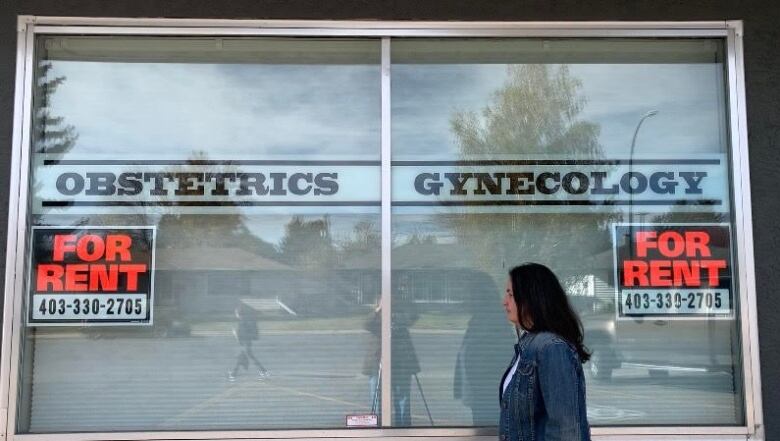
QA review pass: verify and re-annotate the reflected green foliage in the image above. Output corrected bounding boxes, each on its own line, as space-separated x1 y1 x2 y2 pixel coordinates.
33 62 78 154
451 65 600 157
31 62 79 205
339 220 381 254
145 151 277 257
279 216 335 269
450 64 609 280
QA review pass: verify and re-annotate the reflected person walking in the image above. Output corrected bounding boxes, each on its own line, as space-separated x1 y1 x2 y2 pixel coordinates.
228 303 269 381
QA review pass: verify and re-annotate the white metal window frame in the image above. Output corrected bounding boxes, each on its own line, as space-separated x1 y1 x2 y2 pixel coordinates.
0 16 763 441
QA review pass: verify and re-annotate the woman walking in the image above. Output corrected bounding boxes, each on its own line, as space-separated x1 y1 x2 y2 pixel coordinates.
499 263 591 441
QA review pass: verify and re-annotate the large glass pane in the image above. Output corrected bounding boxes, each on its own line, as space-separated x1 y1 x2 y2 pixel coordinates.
20 36 382 432
19 34 745 433
391 38 742 427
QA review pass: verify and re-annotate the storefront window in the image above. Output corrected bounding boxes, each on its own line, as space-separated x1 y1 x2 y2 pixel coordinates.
21 36 382 432
390 38 742 427
17 33 744 435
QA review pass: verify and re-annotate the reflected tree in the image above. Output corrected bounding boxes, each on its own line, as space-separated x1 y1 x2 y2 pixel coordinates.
279 216 335 269
450 64 609 280
33 61 78 154
403 233 437 246
158 152 279 258
451 65 600 157
279 216 365 316
32 61 79 211
339 220 380 255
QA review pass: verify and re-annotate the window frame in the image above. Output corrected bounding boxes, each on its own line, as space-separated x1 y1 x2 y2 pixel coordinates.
1 16 763 441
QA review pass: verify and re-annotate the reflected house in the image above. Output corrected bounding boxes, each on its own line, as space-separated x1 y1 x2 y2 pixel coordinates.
339 241 482 308
392 242 477 307
336 247 381 307
155 245 366 321
153 247 293 325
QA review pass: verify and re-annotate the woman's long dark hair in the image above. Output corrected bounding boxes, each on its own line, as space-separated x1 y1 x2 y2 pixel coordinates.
509 263 590 363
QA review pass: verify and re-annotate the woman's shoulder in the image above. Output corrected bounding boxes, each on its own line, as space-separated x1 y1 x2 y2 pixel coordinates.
527 332 578 357
527 331 563 345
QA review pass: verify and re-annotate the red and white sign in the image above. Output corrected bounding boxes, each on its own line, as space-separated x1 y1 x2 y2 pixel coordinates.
612 223 733 319
29 226 156 326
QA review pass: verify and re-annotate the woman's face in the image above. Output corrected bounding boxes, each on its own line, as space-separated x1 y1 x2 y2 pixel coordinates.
503 278 520 326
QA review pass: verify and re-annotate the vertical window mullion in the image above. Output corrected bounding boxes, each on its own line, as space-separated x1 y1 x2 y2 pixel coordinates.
379 36 393 428
7 23 36 436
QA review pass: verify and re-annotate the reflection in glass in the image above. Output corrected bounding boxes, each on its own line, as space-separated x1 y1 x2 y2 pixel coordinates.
391 38 742 427
35 36 381 159
17 34 744 433
19 36 381 433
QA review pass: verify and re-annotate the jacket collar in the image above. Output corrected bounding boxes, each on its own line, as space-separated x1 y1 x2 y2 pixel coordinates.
514 329 533 355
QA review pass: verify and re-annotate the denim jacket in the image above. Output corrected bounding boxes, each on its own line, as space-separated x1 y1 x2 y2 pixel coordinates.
499 331 590 441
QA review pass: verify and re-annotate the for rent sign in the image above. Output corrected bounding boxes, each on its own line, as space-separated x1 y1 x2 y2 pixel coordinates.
29 226 156 326
612 224 733 319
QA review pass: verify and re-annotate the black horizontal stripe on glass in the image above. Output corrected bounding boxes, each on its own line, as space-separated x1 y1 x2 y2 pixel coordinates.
392 200 722 206
42 200 720 207
42 159 381 166
42 201 382 207
391 159 721 166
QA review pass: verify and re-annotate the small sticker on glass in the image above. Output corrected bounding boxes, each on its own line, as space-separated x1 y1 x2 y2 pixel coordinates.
346 414 378 427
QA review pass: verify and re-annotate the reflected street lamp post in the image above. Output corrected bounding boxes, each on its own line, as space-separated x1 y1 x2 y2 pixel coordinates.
628 110 659 256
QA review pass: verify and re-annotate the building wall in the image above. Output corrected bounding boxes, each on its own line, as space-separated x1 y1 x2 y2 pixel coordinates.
0 0 778 439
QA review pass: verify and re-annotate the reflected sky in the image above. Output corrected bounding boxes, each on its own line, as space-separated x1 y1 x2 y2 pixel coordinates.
45 61 381 158
391 63 726 158
44 59 726 159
